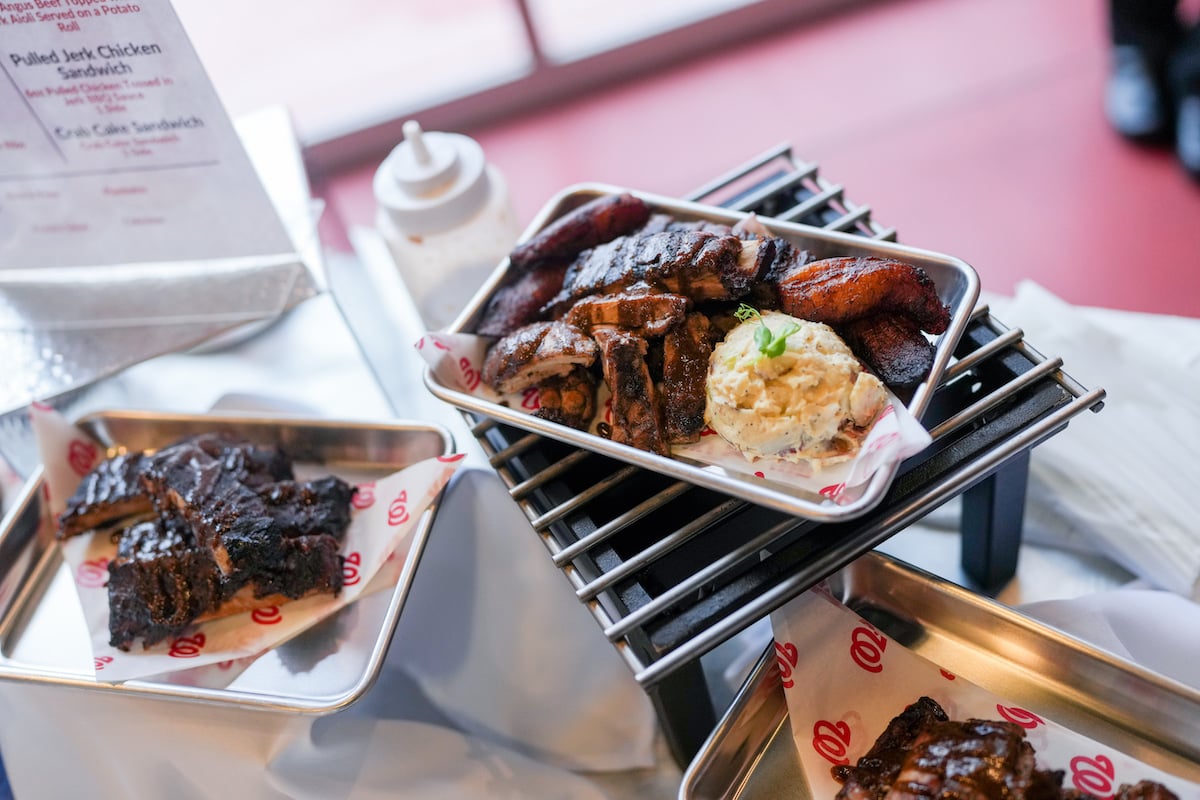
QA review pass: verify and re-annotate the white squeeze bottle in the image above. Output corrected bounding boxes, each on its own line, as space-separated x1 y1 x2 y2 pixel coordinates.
373 120 521 330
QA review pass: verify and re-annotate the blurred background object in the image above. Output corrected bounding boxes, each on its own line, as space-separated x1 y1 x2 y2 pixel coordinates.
179 0 1199 318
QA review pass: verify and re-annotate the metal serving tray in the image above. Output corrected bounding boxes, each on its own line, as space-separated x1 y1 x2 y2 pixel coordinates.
425 182 980 522
680 552 1200 799
0 410 453 714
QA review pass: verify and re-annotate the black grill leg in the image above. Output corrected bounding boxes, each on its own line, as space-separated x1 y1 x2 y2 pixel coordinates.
960 450 1030 591
644 659 717 768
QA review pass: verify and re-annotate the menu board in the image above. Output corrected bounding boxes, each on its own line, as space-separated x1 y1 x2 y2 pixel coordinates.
0 0 300 272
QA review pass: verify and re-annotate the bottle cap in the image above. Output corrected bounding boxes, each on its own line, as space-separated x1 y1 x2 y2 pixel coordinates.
373 120 491 235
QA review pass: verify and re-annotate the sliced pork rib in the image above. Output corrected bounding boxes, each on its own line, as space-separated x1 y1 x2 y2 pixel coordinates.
139 440 351 581
833 696 1180 800
509 192 650 272
593 328 669 456
481 320 599 395
662 312 719 444
107 514 227 651
832 695 948 800
58 451 153 539
564 285 691 338
533 366 597 430
543 231 773 317
58 434 294 539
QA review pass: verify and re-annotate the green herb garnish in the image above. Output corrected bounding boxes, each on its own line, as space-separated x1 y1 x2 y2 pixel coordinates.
734 303 800 358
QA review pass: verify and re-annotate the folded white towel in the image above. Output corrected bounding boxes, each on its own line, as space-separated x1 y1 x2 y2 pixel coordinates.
989 282 1200 599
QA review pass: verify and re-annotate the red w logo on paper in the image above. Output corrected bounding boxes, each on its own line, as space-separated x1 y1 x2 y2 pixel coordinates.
251 606 281 625
67 439 99 477
996 704 1044 729
76 557 110 588
812 719 852 766
774 640 799 688
521 386 540 410
387 491 409 526
820 482 846 500
458 357 481 391
94 655 113 670
168 633 206 658
1069 754 1116 797
352 481 376 510
849 625 887 673
343 552 362 586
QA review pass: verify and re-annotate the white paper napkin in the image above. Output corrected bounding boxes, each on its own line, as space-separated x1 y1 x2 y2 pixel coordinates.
989 282 1200 599
1019 588 1200 691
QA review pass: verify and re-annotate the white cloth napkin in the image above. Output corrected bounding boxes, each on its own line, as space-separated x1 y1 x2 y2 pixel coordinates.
390 466 662 773
988 281 1200 599
1020 588 1200 691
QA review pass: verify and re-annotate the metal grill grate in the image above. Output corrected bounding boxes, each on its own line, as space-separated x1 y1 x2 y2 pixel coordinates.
462 145 1105 764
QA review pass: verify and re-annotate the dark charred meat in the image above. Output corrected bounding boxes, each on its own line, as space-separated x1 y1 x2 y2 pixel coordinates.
1112 781 1182 800
564 286 691 338
888 718 1042 799
543 231 773 317
833 697 1179 800
107 514 228 651
61 433 353 651
533 366 597 430
833 696 949 800
777 256 951 334
58 452 153 539
841 312 937 391
662 312 719 444
635 212 735 237
185 432 295 488
509 192 651 272
481 320 599 395
58 433 293 539
593 328 669 456
745 237 812 311
475 260 570 338
139 441 351 579
258 476 354 541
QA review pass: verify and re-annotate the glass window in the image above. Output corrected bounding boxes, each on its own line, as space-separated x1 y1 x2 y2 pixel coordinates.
170 0 533 139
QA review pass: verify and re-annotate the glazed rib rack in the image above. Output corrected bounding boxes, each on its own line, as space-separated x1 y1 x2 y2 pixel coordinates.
465 145 1105 765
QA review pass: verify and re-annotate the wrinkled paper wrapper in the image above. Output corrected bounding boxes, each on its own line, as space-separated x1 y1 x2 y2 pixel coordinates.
770 587 1198 798
31 405 462 685
416 331 932 505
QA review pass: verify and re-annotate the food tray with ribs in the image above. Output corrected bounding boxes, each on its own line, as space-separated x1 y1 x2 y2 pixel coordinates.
680 552 1200 800
424 183 980 521
0 411 452 713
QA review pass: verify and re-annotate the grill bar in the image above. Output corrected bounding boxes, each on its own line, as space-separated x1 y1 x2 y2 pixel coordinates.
464 144 1103 766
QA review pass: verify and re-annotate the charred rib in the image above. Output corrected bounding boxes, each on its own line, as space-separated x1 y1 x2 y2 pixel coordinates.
593 328 669 456
564 285 691 338
662 312 719 444
544 231 771 316
533 366 597 430
481 320 599 395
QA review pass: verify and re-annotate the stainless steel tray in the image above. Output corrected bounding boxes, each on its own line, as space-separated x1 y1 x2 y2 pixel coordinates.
424 182 980 522
680 552 1200 799
0 410 453 714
